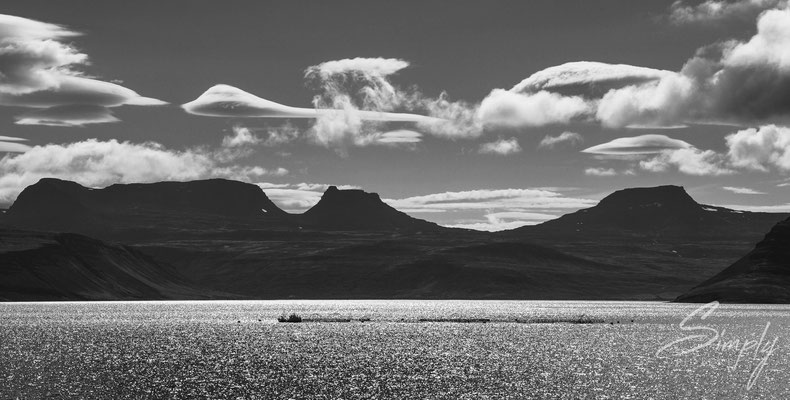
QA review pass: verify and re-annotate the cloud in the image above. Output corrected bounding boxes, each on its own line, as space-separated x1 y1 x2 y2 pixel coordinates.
376 129 422 144
718 203 790 212
538 131 584 149
0 139 288 204
511 61 674 98
14 104 119 127
725 124 790 172
0 13 165 126
668 0 788 25
584 167 618 177
385 188 595 213
485 7 790 128
257 182 359 212
639 147 733 176
479 137 522 155
0 135 26 141
477 89 590 128
582 134 693 155
385 187 596 231
222 125 262 148
722 186 767 194
445 211 557 232
0 141 31 153
182 84 436 122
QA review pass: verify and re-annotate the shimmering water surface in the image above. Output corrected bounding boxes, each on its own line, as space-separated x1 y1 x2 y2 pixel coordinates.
1 300 789 399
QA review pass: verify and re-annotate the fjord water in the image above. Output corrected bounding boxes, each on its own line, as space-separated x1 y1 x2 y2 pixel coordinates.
1 301 789 399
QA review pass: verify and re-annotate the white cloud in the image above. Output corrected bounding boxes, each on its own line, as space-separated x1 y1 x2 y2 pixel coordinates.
726 125 790 172
584 167 618 177
538 131 584 149
0 139 288 204
718 203 790 212
0 135 26 141
385 188 595 232
582 134 693 155
257 182 359 212
479 137 522 155
14 104 119 127
511 61 674 97
0 14 165 126
722 186 767 194
668 0 788 24
385 188 595 213
222 125 262 147
640 148 732 176
445 211 557 232
0 141 31 153
488 7 790 128
477 89 590 128
376 129 422 144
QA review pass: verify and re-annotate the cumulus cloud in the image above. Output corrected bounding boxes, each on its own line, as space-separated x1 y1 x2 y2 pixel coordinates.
725 124 790 172
538 131 584 149
478 137 522 155
485 7 790 128
582 134 693 155
639 147 733 176
0 14 165 126
668 0 788 25
722 186 767 194
0 139 288 204
477 89 590 128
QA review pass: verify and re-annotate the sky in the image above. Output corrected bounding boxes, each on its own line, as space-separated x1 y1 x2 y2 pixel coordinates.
1 0 790 230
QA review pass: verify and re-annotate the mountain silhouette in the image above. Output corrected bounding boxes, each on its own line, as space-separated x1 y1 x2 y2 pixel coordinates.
5 178 292 239
676 217 790 303
299 186 441 231
513 185 783 238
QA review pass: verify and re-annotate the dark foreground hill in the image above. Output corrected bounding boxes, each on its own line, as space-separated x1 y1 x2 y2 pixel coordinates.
676 217 790 303
0 229 215 301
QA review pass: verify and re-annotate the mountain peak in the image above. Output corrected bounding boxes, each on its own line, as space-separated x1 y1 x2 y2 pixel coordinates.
302 186 436 231
595 185 698 212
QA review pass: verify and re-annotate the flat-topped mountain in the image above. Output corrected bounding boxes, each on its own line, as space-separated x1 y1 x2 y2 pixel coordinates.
8 178 285 218
676 217 790 303
512 185 785 238
300 186 441 231
4 178 293 239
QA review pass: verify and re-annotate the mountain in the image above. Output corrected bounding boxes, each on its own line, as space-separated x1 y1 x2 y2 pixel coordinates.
512 185 784 238
676 217 790 303
0 229 216 301
299 186 441 231
4 178 294 239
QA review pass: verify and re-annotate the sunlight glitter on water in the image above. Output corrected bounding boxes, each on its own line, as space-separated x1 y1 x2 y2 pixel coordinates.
1 301 789 399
